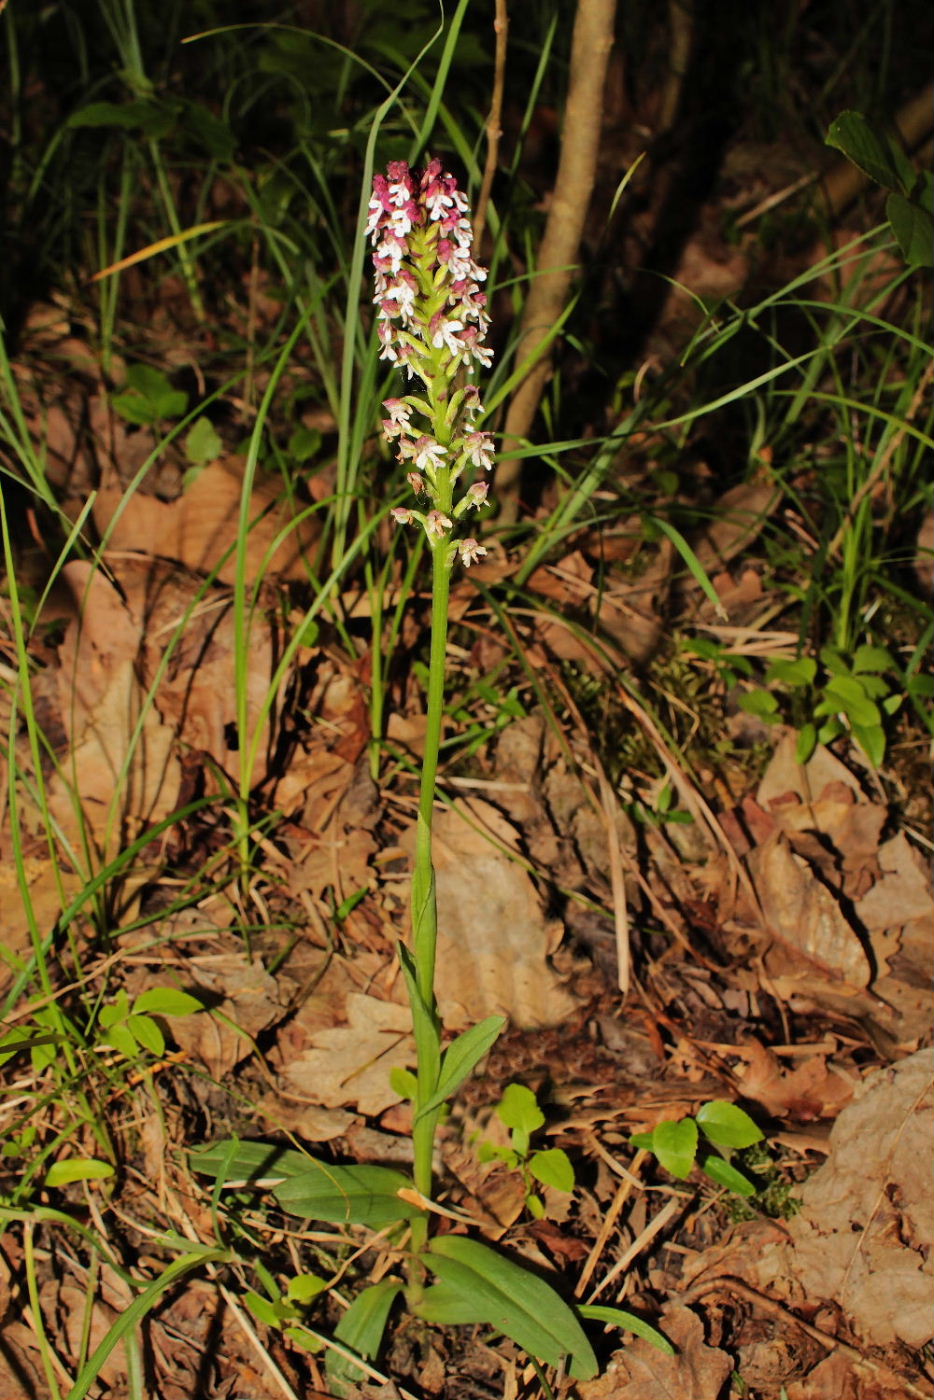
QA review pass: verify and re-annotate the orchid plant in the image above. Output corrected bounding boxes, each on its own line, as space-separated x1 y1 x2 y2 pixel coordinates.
193 160 670 1390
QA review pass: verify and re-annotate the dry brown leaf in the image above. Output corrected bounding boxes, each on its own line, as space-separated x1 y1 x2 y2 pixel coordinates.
0 857 83 987
93 456 320 583
854 831 934 932
749 833 871 987
756 1048 934 1348
279 992 415 1116
412 798 580 1030
694 471 782 571
784 1352 900 1400
758 731 862 808
735 1042 856 1121
577 1303 732 1399
47 562 181 857
120 559 283 789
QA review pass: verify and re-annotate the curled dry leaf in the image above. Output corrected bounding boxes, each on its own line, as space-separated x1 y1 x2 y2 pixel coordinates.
748 833 871 988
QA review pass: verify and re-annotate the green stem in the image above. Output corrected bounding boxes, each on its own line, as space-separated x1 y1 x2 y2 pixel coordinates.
407 512 453 1267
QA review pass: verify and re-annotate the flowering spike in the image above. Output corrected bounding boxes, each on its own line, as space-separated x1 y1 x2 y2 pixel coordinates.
370 157 494 565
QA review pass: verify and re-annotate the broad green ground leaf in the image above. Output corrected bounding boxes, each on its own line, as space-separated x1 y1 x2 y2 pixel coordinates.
328 1279 403 1395
852 645 895 674
700 1153 757 1197
184 416 223 465
577 1303 675 1354
887 192 934 267
850 722 885 769
738 689 780 721
126 1013 164 1056
822 676 881 727
417 1280 486 1326
417 1015 506 1119
287 1274 328 1304
825 111 914 192
423 1235 598 1379
795 722 818 764
696 1101 763 1149
529 1148 575 1193
652 1118 698 1179
45 1158 115 1188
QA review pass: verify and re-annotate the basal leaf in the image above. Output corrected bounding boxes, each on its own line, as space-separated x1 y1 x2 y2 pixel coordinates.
424 1235 598 1378
190 1139 319 1184
696 1100 763 1149
328 1279 403 1396
191 1141 421 1226
578 1303 675 1354
825 110 914 193
274 1162 423 1226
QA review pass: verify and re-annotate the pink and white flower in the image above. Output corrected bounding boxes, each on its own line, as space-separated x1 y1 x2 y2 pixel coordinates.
459 538 487 567
412 436 448 474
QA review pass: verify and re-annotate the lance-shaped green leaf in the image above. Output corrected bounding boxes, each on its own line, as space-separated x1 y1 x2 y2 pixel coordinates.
577 1303 675 1354
327 1279 403 1395
190 1141 423 1225
421 1236 598 1379
416 1015 505 1120
274 1162 423 1226
190 1140 322 1184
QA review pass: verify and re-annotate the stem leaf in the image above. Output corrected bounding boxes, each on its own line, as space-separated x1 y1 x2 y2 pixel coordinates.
416 1014 505 1120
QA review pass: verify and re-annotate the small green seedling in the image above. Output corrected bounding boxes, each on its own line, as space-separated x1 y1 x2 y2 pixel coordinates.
97 986 204 1060
738 645 916 768
631 1099 764 1197
477 1083 575 1219
111 364 188 426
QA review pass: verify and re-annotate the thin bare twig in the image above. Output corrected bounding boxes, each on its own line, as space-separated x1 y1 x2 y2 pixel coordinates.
497 0 618 519
473 0 509 251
